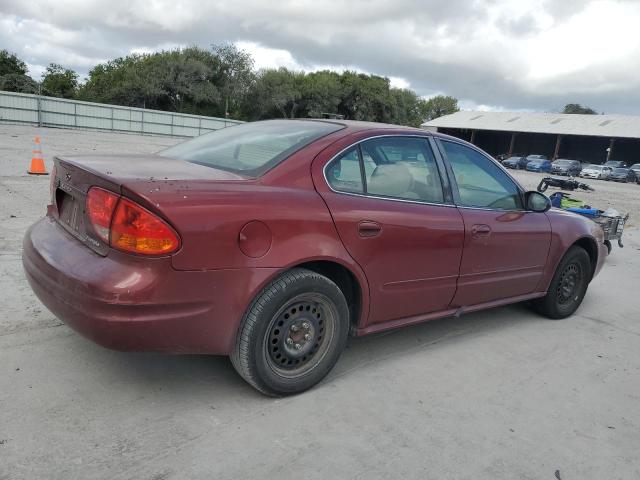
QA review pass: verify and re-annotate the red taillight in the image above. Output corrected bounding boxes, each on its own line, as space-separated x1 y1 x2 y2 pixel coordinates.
85 187 180 255
86 187 119 242
110 198 181 255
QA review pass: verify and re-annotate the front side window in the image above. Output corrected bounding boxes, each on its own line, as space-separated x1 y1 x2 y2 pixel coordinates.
160 120 343 178
441 140 522 210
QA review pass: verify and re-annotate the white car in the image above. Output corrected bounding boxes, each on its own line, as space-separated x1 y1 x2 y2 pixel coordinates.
580 164 612 180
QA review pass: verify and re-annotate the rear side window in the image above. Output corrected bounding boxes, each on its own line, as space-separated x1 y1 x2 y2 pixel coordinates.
160 120 343 178
325 147 364 193
326 136 445 203
441 141 522 210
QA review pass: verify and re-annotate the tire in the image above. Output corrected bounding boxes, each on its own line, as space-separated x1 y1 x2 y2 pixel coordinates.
532 246 591 319
231 268 350 396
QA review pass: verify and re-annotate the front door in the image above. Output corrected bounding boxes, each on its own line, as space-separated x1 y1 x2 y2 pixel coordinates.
437 139 552 306
313 135 465 327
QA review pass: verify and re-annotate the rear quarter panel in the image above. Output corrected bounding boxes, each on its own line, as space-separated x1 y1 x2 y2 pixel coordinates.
119 131 371 324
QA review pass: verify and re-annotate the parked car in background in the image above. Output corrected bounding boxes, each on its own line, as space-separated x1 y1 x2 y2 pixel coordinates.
502 155 526 169
504 154 546 170
608 167 636 183
21 119 609 395
495 153 510 163
629 163 640 179
580 164 613 180
551 159 582 176
604 160 627 169
525 158 552 172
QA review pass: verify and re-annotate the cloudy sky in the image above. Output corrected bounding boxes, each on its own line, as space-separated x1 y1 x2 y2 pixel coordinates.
1 0 639 113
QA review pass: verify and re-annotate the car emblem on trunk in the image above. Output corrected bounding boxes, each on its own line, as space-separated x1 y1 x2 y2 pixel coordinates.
65 173 71 181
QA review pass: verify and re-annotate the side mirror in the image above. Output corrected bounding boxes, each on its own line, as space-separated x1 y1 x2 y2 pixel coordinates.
525 191 551 212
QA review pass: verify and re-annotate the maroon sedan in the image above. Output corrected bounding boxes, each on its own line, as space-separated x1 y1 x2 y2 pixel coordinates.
23 120 607 395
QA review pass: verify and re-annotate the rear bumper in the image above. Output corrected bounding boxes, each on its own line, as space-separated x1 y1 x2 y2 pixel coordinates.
23 217 278 354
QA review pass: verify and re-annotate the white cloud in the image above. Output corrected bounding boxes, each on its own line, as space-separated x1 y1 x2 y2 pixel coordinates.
236 41 303 71
1 0 639 113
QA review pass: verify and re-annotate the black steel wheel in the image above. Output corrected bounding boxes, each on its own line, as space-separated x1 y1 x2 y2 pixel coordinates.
532 246 591 319
556 263 582 306
231 268 349 396
265 293 336 377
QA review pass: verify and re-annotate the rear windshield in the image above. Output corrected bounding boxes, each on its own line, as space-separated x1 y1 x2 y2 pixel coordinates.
613 168 628 173
554 160 571 165
159 120 343 177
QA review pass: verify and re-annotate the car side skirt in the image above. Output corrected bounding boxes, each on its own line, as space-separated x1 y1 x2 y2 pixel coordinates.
355 291 546 336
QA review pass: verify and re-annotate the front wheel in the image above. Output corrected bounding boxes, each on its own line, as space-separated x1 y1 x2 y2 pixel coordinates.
531 246 591 319
231 268 350 396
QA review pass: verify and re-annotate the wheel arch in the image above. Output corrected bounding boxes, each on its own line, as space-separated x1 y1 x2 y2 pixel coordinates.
289 260 364 335
572 236 599 280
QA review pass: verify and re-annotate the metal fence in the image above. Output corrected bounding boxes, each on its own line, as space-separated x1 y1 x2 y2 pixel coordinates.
0 90 242 137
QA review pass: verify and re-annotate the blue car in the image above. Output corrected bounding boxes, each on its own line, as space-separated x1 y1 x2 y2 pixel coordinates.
526 158 552 172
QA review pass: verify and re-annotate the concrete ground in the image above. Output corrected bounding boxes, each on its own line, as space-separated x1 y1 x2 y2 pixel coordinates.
1 124 639 480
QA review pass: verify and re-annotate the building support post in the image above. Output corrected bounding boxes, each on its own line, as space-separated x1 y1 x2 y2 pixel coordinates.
553 135 563 160
508 132 517 155
470 129 477 144
606 138 615 162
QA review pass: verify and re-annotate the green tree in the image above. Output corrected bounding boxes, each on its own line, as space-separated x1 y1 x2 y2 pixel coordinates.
212 44 255 118
0 73 39 93
41 63 78 98
388 88 428 127
78 47 221 113
562 103 597 114
421 95 459 122
339 72 392 122
0 50 38 94
0 49 28 76
302 70 344 118
248 68 305 119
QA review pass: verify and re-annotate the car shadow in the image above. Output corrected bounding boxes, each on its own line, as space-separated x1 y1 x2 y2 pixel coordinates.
70 301 548 400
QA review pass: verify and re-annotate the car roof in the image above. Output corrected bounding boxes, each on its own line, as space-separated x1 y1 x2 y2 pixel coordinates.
295 118 488 151
309 118 423 133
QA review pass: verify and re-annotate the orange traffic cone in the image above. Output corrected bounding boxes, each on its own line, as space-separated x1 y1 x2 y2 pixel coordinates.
28 136 48 175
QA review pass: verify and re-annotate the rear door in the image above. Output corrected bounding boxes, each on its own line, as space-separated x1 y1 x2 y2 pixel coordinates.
436 139 551 306
313 134 464 327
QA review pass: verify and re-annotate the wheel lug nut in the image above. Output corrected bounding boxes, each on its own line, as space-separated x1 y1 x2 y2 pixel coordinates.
290 325 299 332
302 322 310 330
286 338 294 346
304 334 311 341
294 343 302 350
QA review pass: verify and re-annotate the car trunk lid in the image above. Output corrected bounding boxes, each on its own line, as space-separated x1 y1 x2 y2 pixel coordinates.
51 154 248 255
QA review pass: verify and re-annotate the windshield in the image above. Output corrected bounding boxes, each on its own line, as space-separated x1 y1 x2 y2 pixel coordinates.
613 168 628 173
589 165 604 171
554 160 571 165
159 120 344 177
631 164 640 169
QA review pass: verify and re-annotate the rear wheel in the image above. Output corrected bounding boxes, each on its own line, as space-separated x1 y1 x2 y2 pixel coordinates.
231 268 349 396
532 246 591 319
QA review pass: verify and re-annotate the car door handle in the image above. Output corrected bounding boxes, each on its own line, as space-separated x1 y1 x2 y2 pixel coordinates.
471 224 491 237
358 220 382 237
